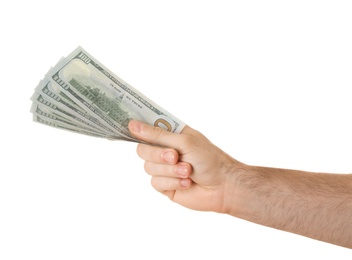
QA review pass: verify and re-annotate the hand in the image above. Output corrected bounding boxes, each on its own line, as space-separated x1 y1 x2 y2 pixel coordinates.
128 120 243 213
128 120 352 248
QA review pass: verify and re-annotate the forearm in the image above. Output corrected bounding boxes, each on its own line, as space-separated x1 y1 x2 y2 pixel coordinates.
226 165 352 248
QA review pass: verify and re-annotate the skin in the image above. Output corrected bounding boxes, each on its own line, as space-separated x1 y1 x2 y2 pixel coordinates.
128 120 352 248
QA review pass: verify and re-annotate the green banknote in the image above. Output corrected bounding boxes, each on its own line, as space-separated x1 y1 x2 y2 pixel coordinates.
31 47 185 142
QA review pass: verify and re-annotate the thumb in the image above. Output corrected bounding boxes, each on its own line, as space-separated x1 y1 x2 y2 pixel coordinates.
128 120 183 148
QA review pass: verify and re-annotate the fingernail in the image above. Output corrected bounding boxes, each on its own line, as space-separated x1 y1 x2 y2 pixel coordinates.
163 151 175 163
129 121 141 133
177 165 188 177
180 179 190 188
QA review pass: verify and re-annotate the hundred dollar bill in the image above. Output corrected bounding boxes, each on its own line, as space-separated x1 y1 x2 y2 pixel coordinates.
31 46 185 141
46 46 185 141
34 80 115 136
38 78 86 114
31 90 126 140
33 114 106 139
31 103 109 138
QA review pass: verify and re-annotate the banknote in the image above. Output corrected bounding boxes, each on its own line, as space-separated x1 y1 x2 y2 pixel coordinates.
31 46 185 142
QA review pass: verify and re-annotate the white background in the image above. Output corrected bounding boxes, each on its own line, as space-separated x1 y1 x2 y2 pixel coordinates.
0 0 351 259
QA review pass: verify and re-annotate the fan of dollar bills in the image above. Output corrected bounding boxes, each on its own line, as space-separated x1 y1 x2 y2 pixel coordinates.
30 46 185 142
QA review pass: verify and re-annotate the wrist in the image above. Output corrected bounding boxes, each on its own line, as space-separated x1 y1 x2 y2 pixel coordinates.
221 163 259 218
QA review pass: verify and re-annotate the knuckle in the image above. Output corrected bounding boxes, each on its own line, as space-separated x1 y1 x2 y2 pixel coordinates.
143 162 152 175
150 177 159 190
151 126 165 140
136 144 145 159
180 134 197 148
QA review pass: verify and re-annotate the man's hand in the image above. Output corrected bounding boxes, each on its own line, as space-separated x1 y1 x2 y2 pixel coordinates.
128 120 352 248
128 120 242 213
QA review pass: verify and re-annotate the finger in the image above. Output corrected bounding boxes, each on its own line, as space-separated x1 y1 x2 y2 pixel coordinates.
144 161 192 178
129 120 195 149
137 144 178 164
151 176 192 193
